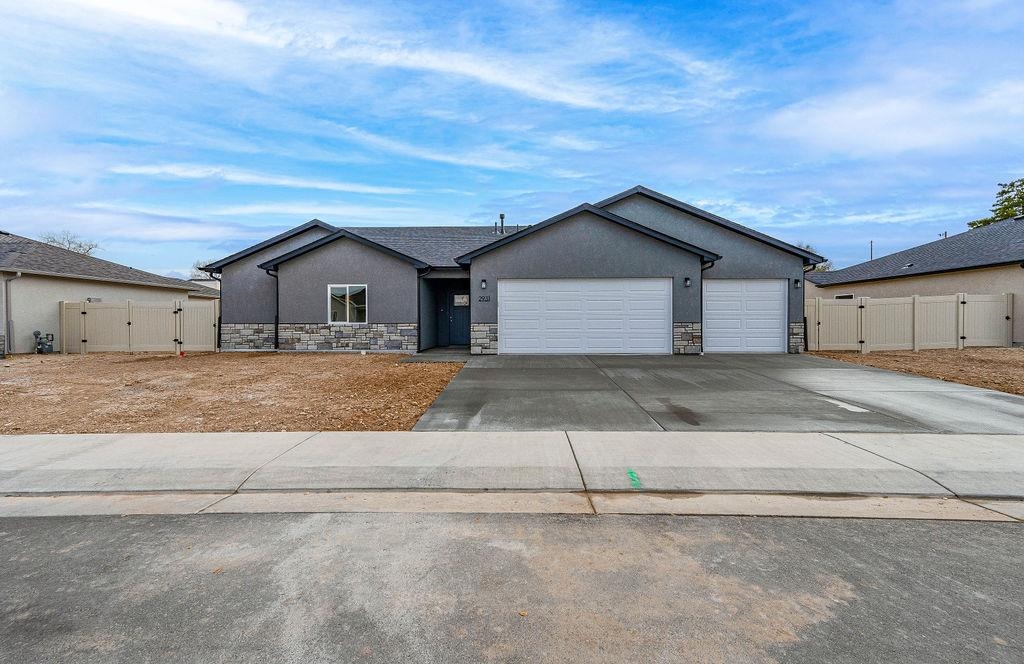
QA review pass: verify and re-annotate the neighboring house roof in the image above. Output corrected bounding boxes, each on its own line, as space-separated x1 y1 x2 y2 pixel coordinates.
807 216 1024 287
595 185 824 266
455 204 721 266
186 283 221 298
202 219 338 272
0 231 216 296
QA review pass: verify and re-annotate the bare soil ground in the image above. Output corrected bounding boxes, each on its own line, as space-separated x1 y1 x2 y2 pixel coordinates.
811 347 1024 396
0 352 463 434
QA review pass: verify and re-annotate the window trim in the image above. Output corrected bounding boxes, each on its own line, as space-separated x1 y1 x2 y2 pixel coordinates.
327 284 368 324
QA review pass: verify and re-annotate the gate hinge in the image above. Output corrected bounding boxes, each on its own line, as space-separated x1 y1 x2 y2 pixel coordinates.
857 304 865 309
81 311 87 315
961 300 967 305
126 321 131 326
858 340 865 344
81 339 87 343
1007 316 1012 321
959 336 966 340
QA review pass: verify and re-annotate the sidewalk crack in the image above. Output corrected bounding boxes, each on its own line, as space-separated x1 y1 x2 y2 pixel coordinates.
196 432 320 513
823 432 957 495
564 431 596 514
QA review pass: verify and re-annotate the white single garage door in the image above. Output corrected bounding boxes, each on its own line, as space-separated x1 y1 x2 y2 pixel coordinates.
498 278 672 354
703 279 788 353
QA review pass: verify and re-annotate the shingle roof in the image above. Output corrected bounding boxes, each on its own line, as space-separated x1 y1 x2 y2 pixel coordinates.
807 216 1024 286
257 225 505 269
0 231 216 296
342 226 505 268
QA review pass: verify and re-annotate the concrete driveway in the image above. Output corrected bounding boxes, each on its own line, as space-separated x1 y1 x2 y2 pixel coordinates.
414 353 1024 433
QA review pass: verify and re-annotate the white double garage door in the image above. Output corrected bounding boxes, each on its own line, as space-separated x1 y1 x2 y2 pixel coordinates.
497 278 788 354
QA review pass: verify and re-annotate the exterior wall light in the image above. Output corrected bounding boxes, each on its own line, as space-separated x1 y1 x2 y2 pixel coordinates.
794 278 802 289
683 277 691 287
480 279 487 289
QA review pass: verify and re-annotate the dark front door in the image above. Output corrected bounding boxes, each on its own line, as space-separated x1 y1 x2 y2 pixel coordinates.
448 289 471 345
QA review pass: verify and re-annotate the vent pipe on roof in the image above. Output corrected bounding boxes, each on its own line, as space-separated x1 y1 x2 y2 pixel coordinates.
499 213 505 234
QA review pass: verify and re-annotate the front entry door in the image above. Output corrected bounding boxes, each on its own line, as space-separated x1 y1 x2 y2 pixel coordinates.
448 290 471 345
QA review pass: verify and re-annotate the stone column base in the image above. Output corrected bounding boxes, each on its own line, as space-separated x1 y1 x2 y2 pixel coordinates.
673 322 702 354
471 323 499 354
788 322 805 354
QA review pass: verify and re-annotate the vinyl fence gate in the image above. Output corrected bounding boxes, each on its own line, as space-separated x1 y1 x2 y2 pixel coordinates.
805 293 1013 353
60 300 219 353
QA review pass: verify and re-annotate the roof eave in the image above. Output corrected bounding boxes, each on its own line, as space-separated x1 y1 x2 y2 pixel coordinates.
257 229 429 271
203 219 338 271
455 203 721 265
809 260 1024 287
0 266 196 291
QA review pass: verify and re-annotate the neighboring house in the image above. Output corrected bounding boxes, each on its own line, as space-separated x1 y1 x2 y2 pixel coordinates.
189 277 221 292
203 186 823 355
806 215 1024 345
0 231 219 355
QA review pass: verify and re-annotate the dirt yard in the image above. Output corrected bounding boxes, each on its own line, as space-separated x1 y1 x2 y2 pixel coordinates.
0 352 463 434
811 347 1024 396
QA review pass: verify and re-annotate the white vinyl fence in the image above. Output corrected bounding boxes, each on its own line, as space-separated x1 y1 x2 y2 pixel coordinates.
805 293 1013 353
60 300 218 353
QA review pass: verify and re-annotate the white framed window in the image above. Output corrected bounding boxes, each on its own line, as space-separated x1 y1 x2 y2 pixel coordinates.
328 284 367 323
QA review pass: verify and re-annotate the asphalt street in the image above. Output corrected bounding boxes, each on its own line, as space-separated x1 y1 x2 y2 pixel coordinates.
1 513 1020 663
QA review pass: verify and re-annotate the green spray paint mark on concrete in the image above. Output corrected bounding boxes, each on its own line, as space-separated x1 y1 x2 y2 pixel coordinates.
626 468 642 489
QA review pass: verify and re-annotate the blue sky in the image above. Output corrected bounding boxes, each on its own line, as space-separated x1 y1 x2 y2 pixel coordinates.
1 0 1022 278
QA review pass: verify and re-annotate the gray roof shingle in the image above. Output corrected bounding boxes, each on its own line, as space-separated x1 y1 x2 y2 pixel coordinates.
341 226 507 267
0 231 217 297
808 217 1024 286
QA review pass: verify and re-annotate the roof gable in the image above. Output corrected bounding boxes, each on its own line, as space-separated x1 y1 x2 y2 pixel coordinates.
810 216 1024 286
203 219 337 272
455 203 721 265
257 229 429 270
595 186 823 266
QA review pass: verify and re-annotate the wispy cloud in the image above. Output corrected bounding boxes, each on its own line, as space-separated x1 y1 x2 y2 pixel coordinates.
763 78 1024 156
209 201 444 224
328 124 533 171
109 163 412 194
25 0 738 113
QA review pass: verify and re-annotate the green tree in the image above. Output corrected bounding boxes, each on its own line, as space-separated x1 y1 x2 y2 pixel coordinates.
797 243 832 271
969 178 1024 228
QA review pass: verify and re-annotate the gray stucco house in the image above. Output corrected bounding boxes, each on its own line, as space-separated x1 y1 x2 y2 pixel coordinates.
204 186 823 355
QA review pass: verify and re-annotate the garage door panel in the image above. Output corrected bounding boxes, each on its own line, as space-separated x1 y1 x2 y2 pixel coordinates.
745 319 785 330
703 279 787 353
498 278 671 354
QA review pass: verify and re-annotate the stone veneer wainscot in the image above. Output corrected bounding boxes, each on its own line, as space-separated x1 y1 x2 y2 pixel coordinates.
220 323 276 350
278 323 417 351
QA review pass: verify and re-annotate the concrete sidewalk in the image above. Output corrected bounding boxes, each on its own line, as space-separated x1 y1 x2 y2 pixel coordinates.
1 431 1023 519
